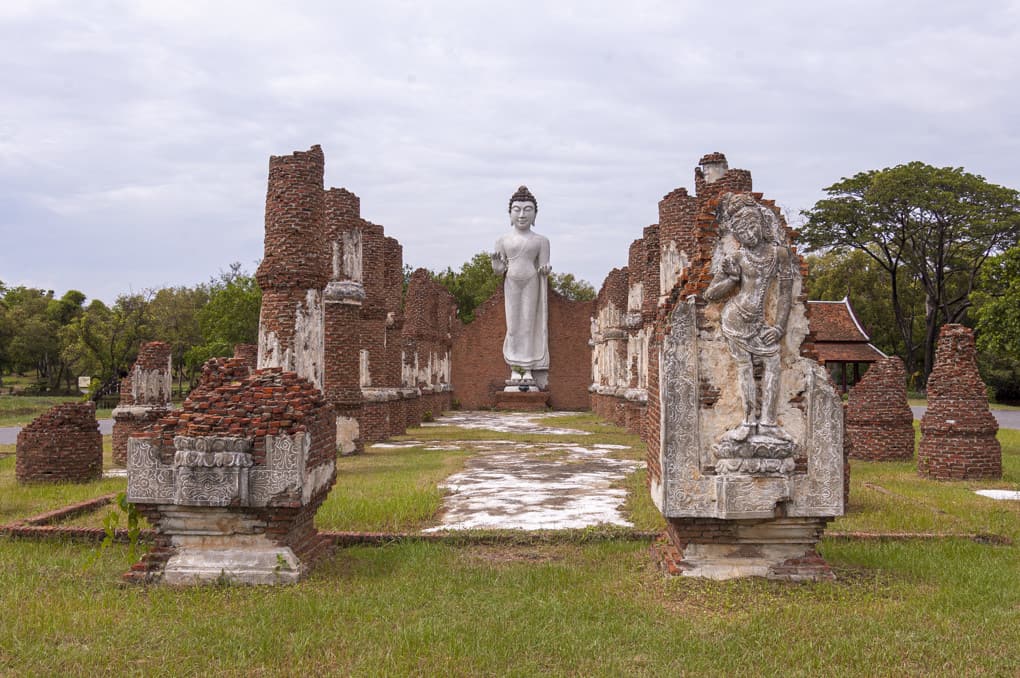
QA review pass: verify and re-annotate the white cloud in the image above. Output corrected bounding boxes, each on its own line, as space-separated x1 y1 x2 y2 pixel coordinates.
1 1 1018 301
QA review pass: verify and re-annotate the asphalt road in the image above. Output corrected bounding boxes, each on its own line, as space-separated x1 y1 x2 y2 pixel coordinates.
910 406 1020 430
0 418 113 445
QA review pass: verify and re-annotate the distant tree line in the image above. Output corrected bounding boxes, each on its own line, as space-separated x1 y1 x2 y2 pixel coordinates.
0 262 262 396
0 256 596 398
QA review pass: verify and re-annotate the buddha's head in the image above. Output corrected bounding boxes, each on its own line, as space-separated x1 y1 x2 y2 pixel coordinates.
508 185 537 230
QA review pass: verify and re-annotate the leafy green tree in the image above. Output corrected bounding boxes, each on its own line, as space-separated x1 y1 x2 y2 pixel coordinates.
65 294 151 383
802 162 1020 382
432 253 503 323
433 252 597 322
549 272 596 302
185 264 262 372
149 285 209 396
972 246 1020 401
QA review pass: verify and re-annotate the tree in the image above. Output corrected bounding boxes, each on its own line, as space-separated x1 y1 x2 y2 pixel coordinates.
431 252 596 322
549 272 596 301
149 285 209 396
432 253 503 323
65 294 152 382
185 264 262 372
972 246 1020 401
802 162 1020 383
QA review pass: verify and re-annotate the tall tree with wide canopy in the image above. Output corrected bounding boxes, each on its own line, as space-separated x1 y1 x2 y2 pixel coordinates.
802 162 1020 383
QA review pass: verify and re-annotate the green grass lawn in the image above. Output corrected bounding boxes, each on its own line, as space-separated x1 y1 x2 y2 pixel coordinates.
2 412 1020 675
0 395 113 427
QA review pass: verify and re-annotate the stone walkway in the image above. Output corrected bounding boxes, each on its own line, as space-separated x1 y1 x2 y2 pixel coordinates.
390 411 643 532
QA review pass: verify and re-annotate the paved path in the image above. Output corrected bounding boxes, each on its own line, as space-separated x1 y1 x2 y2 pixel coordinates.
400 411 643 532
0 418 113 444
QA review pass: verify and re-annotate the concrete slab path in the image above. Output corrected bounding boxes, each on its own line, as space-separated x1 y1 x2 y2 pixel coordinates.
413 411 642 531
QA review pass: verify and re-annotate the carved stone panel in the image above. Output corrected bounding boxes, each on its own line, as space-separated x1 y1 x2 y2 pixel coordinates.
661 297 703 515
126 438 174 504
249 432 307 506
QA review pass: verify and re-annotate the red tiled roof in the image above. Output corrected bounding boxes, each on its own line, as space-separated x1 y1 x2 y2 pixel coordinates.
813 342 887 364
807 297 887 364
807 299 870 342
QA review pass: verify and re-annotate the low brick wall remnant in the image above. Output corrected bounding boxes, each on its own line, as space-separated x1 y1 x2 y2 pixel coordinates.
918 325 1001 480
16 402 103 483
846 357 915 461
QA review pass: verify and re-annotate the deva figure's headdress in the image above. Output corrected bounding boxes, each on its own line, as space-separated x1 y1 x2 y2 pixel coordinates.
719 192 782 245
508 185 538 213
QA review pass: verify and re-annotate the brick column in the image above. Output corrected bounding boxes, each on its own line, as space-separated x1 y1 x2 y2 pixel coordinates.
918 325 1001 479
255 146 329 390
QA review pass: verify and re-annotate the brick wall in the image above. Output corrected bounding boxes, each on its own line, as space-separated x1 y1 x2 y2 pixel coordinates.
451 287 593 410
918 324 1001 480
846 356 914 461
17 402 102 483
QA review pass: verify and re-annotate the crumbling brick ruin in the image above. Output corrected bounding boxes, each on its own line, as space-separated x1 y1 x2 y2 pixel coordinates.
254 146 460 452
16 402 103 483
918 324 1001 480
232 343 258 371
111 341 173 466
125 358 337 584
403 268 456 419
846 356 915 461
590 231 656 435
597 153 843 580
450 287 593 410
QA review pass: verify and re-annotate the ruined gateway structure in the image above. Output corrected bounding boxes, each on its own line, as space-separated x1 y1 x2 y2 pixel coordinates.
595 153 844 580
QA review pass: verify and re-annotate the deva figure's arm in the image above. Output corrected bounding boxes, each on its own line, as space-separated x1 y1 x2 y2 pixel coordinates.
537 235 551 276
760 246 794 344
773 246 793 334
491 239 508 276
703 254 740 301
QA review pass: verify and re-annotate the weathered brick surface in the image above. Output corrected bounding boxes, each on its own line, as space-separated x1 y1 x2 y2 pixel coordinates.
112 341 173 466
17 402 102 483
918 325 1001 480
846 356 914 461
233 344 258 371
255 146 329 291
451 287 593 410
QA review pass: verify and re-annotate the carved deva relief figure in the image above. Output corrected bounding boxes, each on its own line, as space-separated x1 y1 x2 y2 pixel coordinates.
703 193 796 471
490 186 551 384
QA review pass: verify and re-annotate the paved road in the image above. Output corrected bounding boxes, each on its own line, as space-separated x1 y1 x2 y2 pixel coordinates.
910 406 1020 430
0 418 113 445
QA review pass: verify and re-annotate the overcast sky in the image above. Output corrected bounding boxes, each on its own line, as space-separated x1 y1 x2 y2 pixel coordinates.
2 1 1019 304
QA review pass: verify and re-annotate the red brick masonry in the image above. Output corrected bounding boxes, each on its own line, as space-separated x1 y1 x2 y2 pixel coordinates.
918 324 1001 480
17 402 102 483
846 357 915 461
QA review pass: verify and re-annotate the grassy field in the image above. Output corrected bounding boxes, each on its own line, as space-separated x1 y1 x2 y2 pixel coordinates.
1 413 1019 675
0 395 113 428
